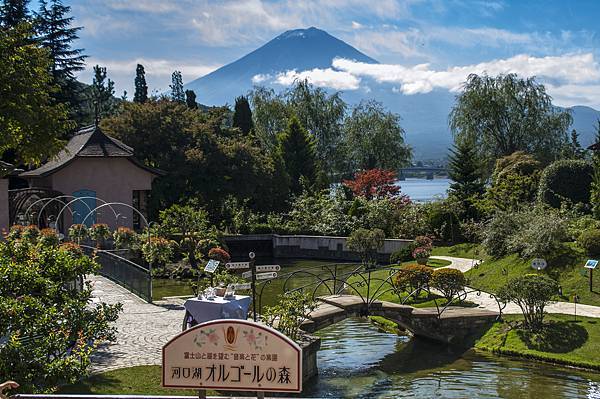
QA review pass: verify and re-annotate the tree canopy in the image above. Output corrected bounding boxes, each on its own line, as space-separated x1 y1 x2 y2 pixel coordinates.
449 73 572 169
0 24 73 167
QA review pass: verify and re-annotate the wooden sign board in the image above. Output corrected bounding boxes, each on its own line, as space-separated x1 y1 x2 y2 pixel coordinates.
256 272 277 280
204 260 220 273
241 270 253 279
162 319 302 393
226 262 250 270
232 283 252 290
256 265 281 272
585 260 598 269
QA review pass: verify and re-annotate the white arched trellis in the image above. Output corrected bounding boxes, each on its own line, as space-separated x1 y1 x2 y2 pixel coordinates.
56 197 120 233
32 195 90 228
81 202 150 231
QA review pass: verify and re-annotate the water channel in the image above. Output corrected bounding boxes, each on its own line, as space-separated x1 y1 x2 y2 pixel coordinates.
154 259 600 397
306 318 600 398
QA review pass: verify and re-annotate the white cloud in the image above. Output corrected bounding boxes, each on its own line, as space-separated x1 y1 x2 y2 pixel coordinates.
351 21 363 30
266 53 600 107
274 68 361 90
332 53 600 93
252 73 272 84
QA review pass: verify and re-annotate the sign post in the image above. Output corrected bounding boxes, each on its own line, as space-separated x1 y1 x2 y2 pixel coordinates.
249 252 257 322
163 319 302 395
585 260 598 292
204 260 220 287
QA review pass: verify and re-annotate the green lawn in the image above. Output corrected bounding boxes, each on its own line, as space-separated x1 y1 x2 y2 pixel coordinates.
58 365 218 396
475 314 600 370
431 243 482 259
463 244 600 306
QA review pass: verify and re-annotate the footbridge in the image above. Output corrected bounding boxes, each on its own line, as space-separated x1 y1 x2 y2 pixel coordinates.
301 294 498 343
254 262 503 345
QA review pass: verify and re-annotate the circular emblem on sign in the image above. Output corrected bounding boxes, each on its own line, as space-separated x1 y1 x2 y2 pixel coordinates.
226 326 236 344
531 258 547 271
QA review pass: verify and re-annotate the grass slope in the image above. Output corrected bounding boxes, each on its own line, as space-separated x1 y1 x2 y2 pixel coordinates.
434 243 600 307
475 314 600 370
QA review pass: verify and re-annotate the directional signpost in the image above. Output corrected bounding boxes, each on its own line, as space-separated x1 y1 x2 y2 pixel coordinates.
226 261 250 270
256 272 278 280
255 265 281 272
241 270 253 279
585 260 598 292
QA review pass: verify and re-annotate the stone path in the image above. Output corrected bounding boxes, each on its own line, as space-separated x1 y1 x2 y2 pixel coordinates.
432 255 600 318
89 275 185 373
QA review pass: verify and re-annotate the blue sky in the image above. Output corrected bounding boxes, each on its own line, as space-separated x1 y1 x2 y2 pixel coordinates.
63 0 600 107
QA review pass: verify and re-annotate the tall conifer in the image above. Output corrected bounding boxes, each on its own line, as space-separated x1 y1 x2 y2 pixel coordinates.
232 96 253 135
133 64 148 103
170 70 184 103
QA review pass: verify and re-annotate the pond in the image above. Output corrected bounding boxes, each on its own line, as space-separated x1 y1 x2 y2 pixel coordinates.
152 258 356 304
154 259 600 397
303 317 600 398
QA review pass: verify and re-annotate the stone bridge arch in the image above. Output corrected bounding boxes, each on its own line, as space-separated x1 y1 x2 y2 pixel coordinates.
301 295 498 344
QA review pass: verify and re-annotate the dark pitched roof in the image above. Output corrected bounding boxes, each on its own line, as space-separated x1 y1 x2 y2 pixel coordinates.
20 125 163 177
588 142 600 151
0 161 22 177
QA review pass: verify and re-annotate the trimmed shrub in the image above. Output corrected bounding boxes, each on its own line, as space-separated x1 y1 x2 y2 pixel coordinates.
38 228 59 247
395 264 433 297
578 229 600 255
21 225 40 242
431 268 466 301
208 247 231 264
68 223 88 241
498 274 559 330
89 223 110 241
390 245 413 264
538 159 593 208
113 226 136 249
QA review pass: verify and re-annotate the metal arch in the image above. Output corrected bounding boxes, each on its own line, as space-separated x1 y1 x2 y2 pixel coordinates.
56 197 120 232
81 202 150 230
24 195 77 222
34 196 82 227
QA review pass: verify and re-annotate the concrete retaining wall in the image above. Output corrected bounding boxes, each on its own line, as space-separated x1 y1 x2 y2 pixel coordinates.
224 234 412 263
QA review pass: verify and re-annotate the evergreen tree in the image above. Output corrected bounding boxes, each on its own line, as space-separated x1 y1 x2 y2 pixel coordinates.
278 116 318 194
133 63 148 103
591 122 600 218
448 138 484 218
170 70 184 103
36 0 86 120
0 0 29 28
232 95 253 135
37 0 85 80
90 65 115 121
185 89 197 109
561 129 585 159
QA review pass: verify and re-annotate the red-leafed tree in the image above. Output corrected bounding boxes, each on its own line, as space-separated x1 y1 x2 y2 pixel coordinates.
343 168 401 200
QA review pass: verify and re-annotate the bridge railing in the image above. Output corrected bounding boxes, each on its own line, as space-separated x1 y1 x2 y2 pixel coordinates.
81 245 152 303
255 263 505 320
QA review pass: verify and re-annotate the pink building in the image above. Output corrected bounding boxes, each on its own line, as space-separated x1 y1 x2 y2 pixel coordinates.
19 125 162 231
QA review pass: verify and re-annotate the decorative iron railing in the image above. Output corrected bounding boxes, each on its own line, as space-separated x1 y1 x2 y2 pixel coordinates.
81 245 152 303
254 262 505 320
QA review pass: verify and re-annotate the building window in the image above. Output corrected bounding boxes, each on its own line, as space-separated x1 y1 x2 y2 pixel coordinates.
132 190 149 230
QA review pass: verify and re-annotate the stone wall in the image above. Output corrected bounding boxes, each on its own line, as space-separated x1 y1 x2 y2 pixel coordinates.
224 234 413 263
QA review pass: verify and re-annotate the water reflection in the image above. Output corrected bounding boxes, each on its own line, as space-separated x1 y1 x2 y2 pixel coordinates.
302 318 600 398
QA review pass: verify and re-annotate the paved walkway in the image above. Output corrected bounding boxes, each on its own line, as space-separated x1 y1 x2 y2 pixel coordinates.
89 275 185 373
432 256 600 318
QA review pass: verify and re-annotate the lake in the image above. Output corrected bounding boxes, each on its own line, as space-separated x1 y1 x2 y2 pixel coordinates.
397 178 451 202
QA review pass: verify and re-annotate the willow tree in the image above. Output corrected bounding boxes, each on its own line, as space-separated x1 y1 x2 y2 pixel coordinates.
449 73 572 171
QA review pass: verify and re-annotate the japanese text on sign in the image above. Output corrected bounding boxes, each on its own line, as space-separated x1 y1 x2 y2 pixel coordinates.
162 319 302 393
